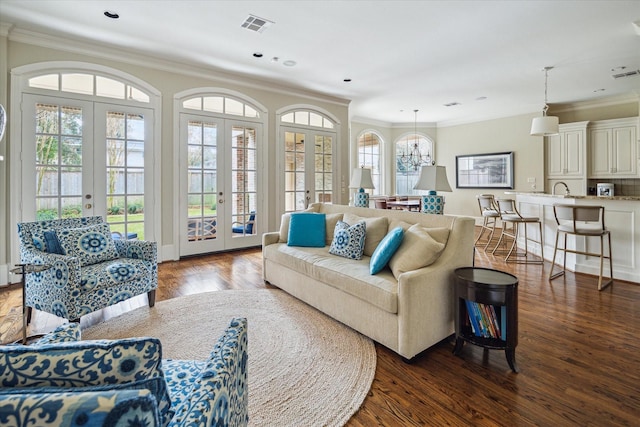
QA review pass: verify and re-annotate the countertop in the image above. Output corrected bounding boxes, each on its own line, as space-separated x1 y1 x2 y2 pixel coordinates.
503 191 640 201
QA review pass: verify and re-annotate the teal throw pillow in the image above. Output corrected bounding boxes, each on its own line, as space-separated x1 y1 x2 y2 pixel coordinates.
370 227 404 274
287 212 326 247
329 220 367 260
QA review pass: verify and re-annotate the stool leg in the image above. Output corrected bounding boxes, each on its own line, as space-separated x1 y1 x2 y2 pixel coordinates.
505 222 518 262
538 221 544 261
475 217 487 245
484 219 497 251
549 231 563 280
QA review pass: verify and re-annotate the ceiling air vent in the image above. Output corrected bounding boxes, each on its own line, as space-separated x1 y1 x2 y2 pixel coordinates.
241 15 274 33
612 69 640 79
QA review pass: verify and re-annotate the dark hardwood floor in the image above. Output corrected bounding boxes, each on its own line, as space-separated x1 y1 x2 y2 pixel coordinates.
1 239 639 426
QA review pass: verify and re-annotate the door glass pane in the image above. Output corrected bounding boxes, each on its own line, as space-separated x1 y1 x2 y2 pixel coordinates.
284 131 306 212
35 103 83 219
315 135 332 203
231 126 257 237
186 120 218 241
106 111 145 240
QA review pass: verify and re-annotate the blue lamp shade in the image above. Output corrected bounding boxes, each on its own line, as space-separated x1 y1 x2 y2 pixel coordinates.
413 165 452 214
349 167 375 207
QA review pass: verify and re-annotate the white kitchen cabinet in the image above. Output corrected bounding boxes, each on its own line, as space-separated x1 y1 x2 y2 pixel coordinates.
588 117 639 178
546 121 587 178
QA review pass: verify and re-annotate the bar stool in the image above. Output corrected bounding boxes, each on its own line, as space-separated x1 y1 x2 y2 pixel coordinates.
474 194 500 251
549 204 613 291
492 198 544 264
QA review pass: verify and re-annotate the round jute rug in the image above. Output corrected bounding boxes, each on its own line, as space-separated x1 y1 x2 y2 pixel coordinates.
83 289 376 427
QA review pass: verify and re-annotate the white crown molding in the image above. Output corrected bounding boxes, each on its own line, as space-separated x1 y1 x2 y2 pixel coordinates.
0 22 13 37
350 116 394 128
551 93 640 113
4 24 350 107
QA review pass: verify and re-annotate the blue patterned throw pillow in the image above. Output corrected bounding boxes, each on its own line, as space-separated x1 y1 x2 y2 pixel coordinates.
329 220 367 260
56 223 119 267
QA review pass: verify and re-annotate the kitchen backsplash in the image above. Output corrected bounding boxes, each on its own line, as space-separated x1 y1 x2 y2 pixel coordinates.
587 178 640 196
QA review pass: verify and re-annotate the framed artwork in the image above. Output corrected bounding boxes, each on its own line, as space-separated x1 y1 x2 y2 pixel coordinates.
455 152 514 189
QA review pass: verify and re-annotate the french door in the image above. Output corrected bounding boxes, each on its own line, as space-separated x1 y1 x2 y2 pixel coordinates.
179 113 260 256
282 127 334 212
20 94 155 239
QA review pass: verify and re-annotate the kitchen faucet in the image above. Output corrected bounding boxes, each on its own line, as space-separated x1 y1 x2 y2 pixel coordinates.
552 181 570 196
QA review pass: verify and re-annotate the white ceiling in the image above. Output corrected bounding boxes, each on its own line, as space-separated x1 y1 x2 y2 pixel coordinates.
1 0 639 125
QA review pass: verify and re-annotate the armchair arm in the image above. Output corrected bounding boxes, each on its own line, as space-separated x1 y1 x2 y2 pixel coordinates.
169 318 248 427
19 249 82 319
114 239 157 263
0 389 160 427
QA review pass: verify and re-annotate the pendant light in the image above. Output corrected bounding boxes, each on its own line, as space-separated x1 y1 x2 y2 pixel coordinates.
530 66 559 136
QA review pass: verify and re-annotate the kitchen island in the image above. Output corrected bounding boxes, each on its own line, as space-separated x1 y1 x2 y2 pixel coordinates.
506 192 640 284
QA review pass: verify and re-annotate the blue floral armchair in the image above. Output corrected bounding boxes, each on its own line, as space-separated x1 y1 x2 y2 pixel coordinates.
0 318 249 427
17 216 157 322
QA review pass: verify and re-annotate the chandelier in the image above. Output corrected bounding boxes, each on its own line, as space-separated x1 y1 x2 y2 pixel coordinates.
399 110 432 170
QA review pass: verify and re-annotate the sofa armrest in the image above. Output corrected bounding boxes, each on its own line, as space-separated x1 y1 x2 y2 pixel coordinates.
395 216 476 358
114 239 158 263
169 318 248 427
262 232 280 247
0 389 161 427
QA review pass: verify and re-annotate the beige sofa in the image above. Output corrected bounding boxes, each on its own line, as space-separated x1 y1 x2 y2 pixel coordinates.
262 203 475 360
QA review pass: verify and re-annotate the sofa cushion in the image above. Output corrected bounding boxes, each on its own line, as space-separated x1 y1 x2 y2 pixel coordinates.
324 213 344 245
389 225 449 279
56 223 119 267
343 213 388 257
264 244 398 313
80 258 150 292
0 337 173 427
329 220 367 260
288 213 326 247
0 389 161 427
370 227 404 275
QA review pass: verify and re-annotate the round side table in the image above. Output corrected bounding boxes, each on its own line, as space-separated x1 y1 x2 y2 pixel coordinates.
453 267 519 373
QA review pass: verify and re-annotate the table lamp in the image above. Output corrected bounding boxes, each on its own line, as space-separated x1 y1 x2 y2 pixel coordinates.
413 165 452 214
349 167 375 207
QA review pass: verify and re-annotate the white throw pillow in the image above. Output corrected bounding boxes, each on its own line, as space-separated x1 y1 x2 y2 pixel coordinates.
343 213 388 257
388 225 450 279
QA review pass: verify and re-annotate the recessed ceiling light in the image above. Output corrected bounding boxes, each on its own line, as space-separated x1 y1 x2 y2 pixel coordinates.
611 66 626 72
444 102 461 107
271 57 279 63
343 78 352 82
104 11 119 19
283 60 296 67
475 96 487 101
593 88 606 92
253 52 263 58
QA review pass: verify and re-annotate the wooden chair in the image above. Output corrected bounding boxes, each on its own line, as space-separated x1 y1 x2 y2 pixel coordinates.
374 199 388 209
549 204 612 290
